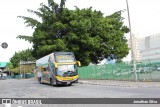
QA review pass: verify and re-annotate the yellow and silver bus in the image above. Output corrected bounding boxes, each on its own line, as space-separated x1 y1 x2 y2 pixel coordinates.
36 52 81 86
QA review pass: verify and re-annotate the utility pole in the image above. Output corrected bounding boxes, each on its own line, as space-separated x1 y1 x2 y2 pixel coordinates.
20 60 22 78
126 0 138 81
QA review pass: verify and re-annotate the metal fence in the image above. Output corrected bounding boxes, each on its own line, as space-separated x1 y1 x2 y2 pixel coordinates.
78 61 160 82
6 74 35 79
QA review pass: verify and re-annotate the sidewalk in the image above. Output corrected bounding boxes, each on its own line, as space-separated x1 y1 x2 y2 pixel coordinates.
78 79 160 88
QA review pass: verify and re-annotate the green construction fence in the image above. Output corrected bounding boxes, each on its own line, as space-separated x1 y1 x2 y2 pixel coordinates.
78 62 160 82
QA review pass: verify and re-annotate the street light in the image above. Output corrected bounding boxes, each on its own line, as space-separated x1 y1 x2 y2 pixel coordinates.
126 0 138 81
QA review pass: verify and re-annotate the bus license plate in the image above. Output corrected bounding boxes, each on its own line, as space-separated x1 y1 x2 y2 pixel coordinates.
67 82 70 85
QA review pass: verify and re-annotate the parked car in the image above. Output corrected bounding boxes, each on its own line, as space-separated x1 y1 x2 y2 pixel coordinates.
139 67 151 73
157 67 160 71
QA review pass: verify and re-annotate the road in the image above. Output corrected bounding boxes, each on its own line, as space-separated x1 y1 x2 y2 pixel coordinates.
0 79 160 98
0 79 160 107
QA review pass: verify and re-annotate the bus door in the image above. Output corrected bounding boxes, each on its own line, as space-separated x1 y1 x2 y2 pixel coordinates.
48 56 56 79
41 67 48 82
46 67 50 82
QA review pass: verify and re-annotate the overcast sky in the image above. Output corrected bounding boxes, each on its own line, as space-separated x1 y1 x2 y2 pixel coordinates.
0 0 160 62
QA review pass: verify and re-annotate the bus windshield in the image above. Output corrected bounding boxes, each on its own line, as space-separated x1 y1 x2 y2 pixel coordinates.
55 54 75 62
57 65 77 77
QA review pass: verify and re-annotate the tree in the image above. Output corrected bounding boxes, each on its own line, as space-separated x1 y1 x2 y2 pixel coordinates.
10 48 35 68
17 0 130 66
6 62 13 70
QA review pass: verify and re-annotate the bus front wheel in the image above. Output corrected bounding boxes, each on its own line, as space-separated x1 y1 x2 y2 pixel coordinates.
68 83 72 86
50 78 57 86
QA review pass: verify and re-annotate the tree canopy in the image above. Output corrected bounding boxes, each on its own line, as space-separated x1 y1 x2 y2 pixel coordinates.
17 0 130 66
10 48 35 67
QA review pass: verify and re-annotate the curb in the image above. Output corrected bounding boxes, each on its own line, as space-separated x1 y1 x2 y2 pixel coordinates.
78 81 160 88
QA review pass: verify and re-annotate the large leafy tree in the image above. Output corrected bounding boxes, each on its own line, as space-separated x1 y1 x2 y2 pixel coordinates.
17 0 129 66
10 49 35 67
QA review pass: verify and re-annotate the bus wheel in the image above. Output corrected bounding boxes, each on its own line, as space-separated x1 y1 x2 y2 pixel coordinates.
75 80 78 83
50 79 54 86
68 83 72 86
50 79 57 86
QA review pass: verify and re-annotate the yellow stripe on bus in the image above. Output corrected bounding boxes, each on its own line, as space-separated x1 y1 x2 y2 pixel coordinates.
56 62 77 65
56 75 78 81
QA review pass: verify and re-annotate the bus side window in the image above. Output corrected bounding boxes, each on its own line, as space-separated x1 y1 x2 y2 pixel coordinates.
43 68 47 71
74 65 78 73
53 68 57 75
41 67 46 72
46 67 49 71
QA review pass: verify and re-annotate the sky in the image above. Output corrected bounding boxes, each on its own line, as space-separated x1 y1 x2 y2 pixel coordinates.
0 0 160 62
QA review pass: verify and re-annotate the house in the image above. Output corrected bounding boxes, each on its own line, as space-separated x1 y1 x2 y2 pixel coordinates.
0 62 10 76
0 62 9 71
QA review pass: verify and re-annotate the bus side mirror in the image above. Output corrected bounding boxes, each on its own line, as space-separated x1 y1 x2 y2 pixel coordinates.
76 61 81 66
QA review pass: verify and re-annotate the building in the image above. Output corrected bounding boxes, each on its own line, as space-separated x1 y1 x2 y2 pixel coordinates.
139 33 160 63
0 62 9 72
0 62 10 77
128 34 141 62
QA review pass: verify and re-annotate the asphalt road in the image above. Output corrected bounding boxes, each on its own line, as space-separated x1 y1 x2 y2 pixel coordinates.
0 79 160 107
0 78 160 98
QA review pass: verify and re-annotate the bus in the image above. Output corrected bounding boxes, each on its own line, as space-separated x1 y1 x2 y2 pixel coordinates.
36 52 81 86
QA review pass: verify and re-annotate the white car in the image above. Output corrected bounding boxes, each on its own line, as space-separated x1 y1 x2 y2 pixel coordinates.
157 67 160 71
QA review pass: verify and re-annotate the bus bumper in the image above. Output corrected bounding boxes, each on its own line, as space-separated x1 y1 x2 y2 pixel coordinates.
56 78 78 85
